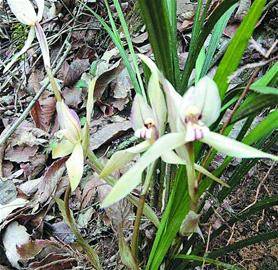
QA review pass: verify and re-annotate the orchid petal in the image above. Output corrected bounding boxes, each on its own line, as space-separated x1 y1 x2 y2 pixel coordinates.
180 211 204 242
101 133 186 207
201 131 278 160
100 141 151 178
131 94 154 131
3 27 35 73
181 76 221 126
148 73 167 135
7 0 37 25
196 77 221 126
161 150 229 187
56 101 81 144
66 143 84 191
34 0 45 22
162 79 183 132
138 54 167 135
35 22 50 68
52 140 74 159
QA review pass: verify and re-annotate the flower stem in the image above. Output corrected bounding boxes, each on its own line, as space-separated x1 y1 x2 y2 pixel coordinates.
131 163 155 258
64 185 102 270
46 67 62 101
185 143 198 210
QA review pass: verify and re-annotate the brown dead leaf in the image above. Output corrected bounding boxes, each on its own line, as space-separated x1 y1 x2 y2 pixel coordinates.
94 61 124 100
0 198 28 224
62 87 82 109
30 96 56 132
86 175 132 228
36 158 67 204
132 32 148 44
5 146 39 163
90 119 132 150
59 59 90 86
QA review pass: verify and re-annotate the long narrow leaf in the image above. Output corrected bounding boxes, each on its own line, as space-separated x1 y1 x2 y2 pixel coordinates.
138 0 179 87
214 0 266 99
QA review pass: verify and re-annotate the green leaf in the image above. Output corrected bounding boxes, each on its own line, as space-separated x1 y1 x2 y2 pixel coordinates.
138 0 179 87
195 47 206 84
214 0 266 99
250 86 278 95
175 254 243 270
118 227 139 270
83 3 142 95
231 93 278 123
201 4 237 77
180 0 238 90
251 62 278 91
146 166 190 270
209 231 278 258
211 195 278 240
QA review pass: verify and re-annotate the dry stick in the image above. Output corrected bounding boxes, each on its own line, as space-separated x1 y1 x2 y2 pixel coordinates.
0 43 71 146
201 225 212 270
197 67 261 183
240 162 275 213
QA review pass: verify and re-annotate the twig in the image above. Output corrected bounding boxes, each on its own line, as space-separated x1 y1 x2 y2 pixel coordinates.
240 162 275 213
226 224 236 246
201 225 212 270
0 43 71 146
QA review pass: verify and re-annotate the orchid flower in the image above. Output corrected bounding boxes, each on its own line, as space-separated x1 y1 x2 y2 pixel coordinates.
52 101 84 191
51 80 96 191
100 54 167 179
4 0 50 72
101 56 277 208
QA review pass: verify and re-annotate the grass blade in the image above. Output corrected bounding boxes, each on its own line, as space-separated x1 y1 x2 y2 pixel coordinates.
214 0 266 99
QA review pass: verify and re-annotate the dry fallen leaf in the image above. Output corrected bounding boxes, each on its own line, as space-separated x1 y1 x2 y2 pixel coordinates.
36 158 66 204
0 198 28 224
59 59 90 86
3 221 30 269
90 119 132 150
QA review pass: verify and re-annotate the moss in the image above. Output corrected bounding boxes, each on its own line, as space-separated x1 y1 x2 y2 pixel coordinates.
11 23 29 50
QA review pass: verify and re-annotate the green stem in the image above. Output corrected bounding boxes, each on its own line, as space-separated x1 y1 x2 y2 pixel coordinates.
131 163 155 258
185 143 198 210
46 67 62 101
64 185 102 270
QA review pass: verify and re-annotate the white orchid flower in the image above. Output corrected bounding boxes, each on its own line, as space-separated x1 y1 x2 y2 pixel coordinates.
101 57 277 208
52 101 84 191
4 0 50 72
100 54 167 179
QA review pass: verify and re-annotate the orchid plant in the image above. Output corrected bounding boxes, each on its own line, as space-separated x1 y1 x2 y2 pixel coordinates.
101 55 277 209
